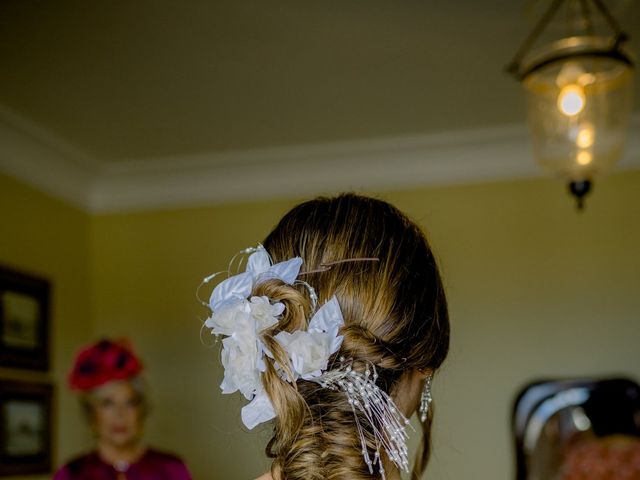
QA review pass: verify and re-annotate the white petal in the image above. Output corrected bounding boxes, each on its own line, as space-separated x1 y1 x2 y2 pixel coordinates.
256 315 279 332
241 390 276 430
330 335 344 355
301 369 323 381
256 341 268 371
308 296 344 333
210 272 253 311
289 349 305 375
249 295 269 304
265 257 303 284
272 302 285 316
219 345 238 394
246 247 271 276
274 330 293 347
220 375 237 394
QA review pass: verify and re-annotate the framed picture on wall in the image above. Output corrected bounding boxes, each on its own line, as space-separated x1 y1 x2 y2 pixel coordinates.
0 266 50 371
0 380 53 476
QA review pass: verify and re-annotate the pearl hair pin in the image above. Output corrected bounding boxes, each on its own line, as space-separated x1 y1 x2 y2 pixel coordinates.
313 357 411 479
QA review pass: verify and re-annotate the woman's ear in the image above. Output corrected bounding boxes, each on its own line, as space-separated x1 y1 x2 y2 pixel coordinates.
393 368 429 418
417 368 434 378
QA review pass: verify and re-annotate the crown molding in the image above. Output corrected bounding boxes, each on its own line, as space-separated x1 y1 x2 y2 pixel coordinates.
1 106 638 213
91 124 540 212
0 105 101 210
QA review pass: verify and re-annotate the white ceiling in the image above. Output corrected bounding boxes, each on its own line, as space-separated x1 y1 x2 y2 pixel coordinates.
0 0 638 211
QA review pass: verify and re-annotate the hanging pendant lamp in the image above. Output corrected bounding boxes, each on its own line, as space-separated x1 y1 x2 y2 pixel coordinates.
507 0 635 210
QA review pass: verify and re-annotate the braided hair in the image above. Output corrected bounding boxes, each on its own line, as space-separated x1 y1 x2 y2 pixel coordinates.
255 194 450 479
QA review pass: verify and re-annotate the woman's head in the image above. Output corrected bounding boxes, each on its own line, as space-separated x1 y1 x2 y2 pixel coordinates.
263 194 449 373
69 339 148 448
256 194 450 478
80 378 147 449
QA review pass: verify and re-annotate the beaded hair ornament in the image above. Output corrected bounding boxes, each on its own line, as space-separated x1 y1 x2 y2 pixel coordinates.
199 245 411 478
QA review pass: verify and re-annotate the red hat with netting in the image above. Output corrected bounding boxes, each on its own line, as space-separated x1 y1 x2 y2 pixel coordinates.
68 338 143 391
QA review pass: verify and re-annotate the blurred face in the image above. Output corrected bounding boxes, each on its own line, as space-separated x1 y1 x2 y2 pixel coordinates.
90 380 144 449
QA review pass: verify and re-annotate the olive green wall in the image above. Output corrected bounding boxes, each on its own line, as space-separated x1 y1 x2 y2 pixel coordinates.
0 173 92 480
2 170 640 479
90 171 640 479
388 172 640 479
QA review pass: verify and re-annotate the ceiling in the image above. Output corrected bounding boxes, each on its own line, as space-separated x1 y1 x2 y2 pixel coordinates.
0 0 638 164
0 1 638 212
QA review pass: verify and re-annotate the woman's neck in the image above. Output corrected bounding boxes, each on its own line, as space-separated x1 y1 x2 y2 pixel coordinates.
97 442 146 466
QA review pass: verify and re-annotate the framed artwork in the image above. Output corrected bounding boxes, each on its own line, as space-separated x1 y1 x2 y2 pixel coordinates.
0 266 50 371
0 380 53 476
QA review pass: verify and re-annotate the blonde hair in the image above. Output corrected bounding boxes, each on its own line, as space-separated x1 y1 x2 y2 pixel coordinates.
254 194 450 479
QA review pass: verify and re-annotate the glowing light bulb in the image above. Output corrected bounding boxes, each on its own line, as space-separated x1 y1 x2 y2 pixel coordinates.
576 125 594 148
557 85 586 116
577 150 592 166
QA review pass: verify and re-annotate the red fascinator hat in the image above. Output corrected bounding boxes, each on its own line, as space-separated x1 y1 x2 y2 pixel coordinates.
68 338 143 391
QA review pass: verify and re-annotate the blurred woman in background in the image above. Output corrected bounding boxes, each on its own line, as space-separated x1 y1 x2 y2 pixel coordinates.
53 339 192 480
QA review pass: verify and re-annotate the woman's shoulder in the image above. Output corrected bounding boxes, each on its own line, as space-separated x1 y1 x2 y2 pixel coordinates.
142 448 191 477
53 452 101 479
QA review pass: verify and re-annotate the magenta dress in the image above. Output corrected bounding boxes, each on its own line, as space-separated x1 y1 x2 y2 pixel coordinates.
52 449 192 480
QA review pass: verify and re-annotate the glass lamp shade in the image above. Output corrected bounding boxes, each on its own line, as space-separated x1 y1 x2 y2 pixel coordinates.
522 36 634 183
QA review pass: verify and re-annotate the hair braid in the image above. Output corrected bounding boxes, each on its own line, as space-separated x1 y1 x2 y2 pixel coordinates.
254 193 449 479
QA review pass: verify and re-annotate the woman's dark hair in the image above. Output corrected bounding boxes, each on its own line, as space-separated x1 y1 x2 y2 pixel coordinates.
255 193 450 479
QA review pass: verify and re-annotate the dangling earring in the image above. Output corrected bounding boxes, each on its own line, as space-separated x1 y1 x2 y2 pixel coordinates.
419 373 433 423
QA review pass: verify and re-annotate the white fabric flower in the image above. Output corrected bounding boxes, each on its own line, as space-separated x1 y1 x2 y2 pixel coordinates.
220 336 261 400
209 246 303 312
249 296 284 332
202 246 346 430
275 330 335 379
275 295 344 380
204 299 249 336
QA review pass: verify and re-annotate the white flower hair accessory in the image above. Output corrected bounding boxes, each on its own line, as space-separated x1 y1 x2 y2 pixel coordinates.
199 246 411 479
201 245 344 429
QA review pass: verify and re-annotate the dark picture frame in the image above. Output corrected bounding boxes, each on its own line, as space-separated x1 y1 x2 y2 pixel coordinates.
0 266 50 371
0 380 53 476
